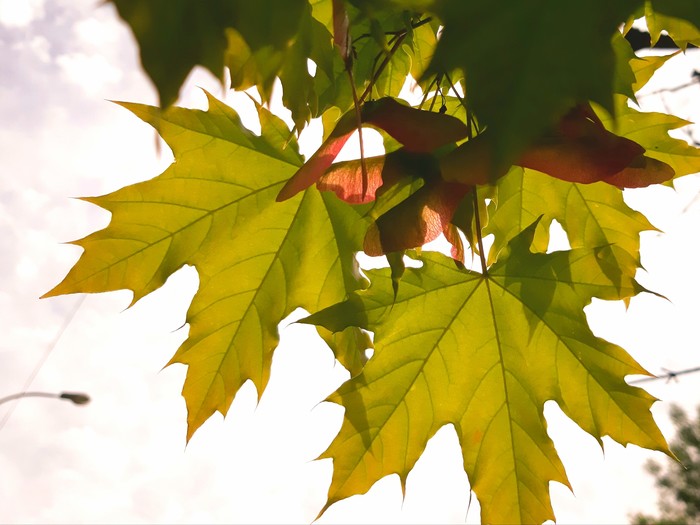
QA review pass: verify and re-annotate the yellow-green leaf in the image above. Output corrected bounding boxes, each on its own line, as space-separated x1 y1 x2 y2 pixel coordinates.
630 51 679 93
611 103 700 180
110 0 236 107
646 1 700 49
612 32 637 100
304 224 669 524
44 92 368 439
486 167 655 281
405 18 436 81
111 0 307 107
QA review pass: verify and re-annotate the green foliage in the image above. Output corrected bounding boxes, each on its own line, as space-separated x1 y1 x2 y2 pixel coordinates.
426 0 643 166
112 0 309 107
304 224 667 523
48 1 700 522
647 1 700 49
44 95 370 437
631 405 700 525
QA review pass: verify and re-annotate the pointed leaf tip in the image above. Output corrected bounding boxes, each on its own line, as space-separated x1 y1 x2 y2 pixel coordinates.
49 94 368 442
309 233 667 523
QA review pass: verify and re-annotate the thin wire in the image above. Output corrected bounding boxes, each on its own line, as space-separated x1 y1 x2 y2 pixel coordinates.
0 295 86 432
681 190 700 214
642 76 700 221
637 73 700 99
629 365 700 384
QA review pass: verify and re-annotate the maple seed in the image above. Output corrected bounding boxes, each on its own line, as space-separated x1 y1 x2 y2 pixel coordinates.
277 98 469 201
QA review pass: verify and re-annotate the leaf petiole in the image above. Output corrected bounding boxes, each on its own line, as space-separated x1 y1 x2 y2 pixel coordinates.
472 188 488 275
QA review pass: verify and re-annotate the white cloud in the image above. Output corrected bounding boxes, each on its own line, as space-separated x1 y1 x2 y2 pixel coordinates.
0 0 44 27
11 35 51 62
55 52 122 95
73 16 119 48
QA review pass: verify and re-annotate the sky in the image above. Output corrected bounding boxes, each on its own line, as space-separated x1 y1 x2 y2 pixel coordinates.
1 1 700 523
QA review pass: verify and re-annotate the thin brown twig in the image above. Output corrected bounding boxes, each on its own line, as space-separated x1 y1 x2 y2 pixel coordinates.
637 73 700 99
472 189 488 275
444 71 485 271
428 85 439 112
353 17 433 43
359 31 408 104
366 29 405 100
346 67 369 198
357 17 433 105
418 75 439 109
444 72 477 139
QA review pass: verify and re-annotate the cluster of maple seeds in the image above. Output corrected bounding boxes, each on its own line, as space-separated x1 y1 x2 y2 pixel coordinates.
278 97 674 259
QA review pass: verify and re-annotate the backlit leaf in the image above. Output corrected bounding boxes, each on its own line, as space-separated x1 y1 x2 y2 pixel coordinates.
486 168 656 279
278 8 339 130
405 18 436 81
112 0 308 107
646 2 700 49
612 32 637 100
611 104 700 180
110 0 236 107
224 0 308 99
44 93 368 439
631 51 679 93
304 224 669 524
425 0 643 165
650 0 700 30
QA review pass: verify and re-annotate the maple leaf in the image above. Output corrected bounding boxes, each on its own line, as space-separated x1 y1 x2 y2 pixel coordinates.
110 0 236 106
303 222 670 524
405 16 437 81
472 54 693 277
611 104 700 180
485 168 656 282
646 1 700 49
111 0 308 107
630 51 679 93
612 33 637 100
228 1 338 130
43 92 369 439
425 0 643 165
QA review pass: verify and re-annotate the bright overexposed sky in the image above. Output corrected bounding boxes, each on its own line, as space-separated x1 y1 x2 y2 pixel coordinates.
2 1 700 523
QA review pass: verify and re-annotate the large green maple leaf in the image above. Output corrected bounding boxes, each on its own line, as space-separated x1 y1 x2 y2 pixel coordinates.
111 0 307 107
485 55 700 280
303 223 670 524
425 0 643 164
43 92 368 438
